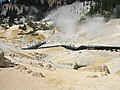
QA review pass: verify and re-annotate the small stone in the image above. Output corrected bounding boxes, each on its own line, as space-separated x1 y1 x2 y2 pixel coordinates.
14 65 20 69
78 65 110 76
0 49 5 67
101 70 108 76
9 54 16 58
37 63 44 68
87 75 98 78
29 62 32 65
116 70 120 76
25 69 33 74
14 65 27 71
45 64 53 70
32 72 45 78
50 68 56 71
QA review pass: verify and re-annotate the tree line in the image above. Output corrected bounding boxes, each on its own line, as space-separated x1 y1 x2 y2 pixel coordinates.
1 0 120 17
0 0 120 26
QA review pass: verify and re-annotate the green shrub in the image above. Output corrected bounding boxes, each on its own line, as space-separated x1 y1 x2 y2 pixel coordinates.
27 21 37 30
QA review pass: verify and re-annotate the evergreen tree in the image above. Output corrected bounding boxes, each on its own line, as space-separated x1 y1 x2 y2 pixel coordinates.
2 0 9 4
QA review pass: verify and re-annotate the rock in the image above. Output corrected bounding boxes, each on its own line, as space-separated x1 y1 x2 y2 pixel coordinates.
87 75 98 78
45 64 56 71
4 57 15 67
30 62 44 68
14 65 27 71
37 63 44 68
9 54 16 58
14 65 20 69
32 72 45 78
45 64 53 70
0 49 5 67
116 70 120 76
78 65 110 75
31 62 38 67
34 53 47 60
25 69 33 74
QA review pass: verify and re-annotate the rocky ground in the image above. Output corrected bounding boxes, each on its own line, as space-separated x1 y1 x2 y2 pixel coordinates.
0 19 120 90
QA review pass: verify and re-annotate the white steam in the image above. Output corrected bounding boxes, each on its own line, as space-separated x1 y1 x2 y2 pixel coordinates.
44 1 109 44
44 1 89 37
79 16 107 40
53 7 78 37
44 1 90 43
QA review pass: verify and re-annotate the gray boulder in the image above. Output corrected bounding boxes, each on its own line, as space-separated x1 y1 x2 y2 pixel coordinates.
0 49 4 67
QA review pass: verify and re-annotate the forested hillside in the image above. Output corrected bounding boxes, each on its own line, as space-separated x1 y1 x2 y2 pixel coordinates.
0 0 120 25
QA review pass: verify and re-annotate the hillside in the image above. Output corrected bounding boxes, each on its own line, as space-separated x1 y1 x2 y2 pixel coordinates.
0 0 120 90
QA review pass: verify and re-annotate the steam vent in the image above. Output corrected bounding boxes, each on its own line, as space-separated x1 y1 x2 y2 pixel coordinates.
0 0 120 90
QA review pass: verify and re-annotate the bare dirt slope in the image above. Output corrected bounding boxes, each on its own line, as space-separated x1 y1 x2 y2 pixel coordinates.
1 17 120 90
0 64 120 90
